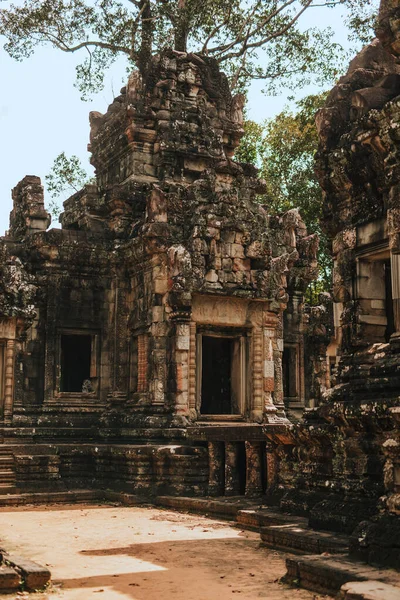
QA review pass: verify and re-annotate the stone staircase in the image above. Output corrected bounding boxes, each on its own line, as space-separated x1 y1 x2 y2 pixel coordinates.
154 496 400 599
0 446 16 493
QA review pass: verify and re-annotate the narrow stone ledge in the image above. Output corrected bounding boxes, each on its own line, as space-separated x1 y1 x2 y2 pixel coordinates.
261 524 349 555
153 495 263 519
236 507 308 531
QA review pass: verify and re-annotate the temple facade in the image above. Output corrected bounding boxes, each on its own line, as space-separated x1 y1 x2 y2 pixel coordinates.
0 50 317 497
1 0 399 571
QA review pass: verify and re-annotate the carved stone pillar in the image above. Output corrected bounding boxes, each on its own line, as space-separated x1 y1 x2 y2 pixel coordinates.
251 326 264 421
245 441 263 497
188 321 197 419
263 323 279 418
225 442 241 496
173 317 191 416
3 339 15 422
391 253 400 335
208 441 224 496
265 442 279 493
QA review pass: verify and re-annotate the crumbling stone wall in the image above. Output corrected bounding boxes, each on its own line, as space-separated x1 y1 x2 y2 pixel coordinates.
267 0 400 567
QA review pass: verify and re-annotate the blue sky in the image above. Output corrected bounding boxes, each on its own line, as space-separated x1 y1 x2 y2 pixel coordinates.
0 2 369 234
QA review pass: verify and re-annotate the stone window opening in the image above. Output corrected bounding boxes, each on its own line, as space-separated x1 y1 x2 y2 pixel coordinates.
196 330 247 418
58 332 98 394
356 248 395 343
384 260 395 341
282 342 305 410
282 345 298 401
0 342 4 415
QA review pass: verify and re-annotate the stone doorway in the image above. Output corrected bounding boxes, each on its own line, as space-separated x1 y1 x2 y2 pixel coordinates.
197 331 245 418
60 334 92 393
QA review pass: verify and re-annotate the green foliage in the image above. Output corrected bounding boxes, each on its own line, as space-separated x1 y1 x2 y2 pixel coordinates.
45 152 91 217
236 93 332 301
0 0 378 98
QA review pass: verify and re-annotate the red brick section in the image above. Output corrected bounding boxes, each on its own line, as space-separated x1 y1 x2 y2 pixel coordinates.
137 334 148 393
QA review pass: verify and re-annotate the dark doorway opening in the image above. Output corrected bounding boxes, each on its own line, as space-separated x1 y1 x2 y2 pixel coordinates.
385 260 395 341
201 336 233 414
60 334 91 392
282 345 297 399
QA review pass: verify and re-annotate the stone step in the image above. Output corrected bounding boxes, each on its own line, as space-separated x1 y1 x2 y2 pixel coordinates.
261 523 349 555
284 554 400 597
0 470 15 476
0 564 21 592
0 489 101 506
236 507 308 531
0 476 15 484
0 447 14 455
154 495 263 519
4 554 51 591
0 481 17 492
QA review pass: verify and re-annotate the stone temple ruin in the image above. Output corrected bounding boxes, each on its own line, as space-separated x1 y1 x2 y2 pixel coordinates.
0 0 400 585
0 47 320 499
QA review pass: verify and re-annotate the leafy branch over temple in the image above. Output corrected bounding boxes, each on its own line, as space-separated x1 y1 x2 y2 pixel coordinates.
1 0 377 98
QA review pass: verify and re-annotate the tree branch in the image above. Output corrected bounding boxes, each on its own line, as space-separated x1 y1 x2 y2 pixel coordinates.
217 0 314 63
33 29 130 55
208 0 297 57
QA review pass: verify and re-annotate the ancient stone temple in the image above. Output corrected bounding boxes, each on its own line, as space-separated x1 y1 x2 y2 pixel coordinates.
267 0 400 569
0 50 318 497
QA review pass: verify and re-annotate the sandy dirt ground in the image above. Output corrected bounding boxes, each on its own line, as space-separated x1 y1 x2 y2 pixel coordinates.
0 503 332 600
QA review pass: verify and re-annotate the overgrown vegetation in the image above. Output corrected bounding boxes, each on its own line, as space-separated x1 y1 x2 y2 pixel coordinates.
1 0 377 98
45 152 92 218
236 93 332 301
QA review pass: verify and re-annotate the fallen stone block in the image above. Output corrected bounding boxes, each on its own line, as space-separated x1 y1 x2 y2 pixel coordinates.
0 564 21 591
4 555 51 591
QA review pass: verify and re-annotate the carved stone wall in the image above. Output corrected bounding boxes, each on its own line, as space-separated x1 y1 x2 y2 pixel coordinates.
266 0 400 568
0 51 317 498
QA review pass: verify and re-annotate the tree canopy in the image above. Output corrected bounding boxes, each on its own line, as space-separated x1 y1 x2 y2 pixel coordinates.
236 93 331 300
1 0 377 98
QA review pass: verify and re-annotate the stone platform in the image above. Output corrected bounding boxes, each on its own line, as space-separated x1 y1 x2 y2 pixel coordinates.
0 492 399 598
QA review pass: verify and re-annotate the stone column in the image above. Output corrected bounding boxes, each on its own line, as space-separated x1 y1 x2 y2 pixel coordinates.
263 325 279 418
137 334 149 393
225 442 241 496
251 326 264 421
245 441 263 497
173 319 190 416
265 442 279 493
391 253 400 335
208 441 224 496
3 340 15 422
188 321 197 419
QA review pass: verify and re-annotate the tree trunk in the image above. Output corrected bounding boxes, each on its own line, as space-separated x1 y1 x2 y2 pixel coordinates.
138 0 153 74
174 0 188 52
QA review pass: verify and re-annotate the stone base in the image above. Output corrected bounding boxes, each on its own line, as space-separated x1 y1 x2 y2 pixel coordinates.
309 496 379 534
260 524 348 555
350 514 400 569
284 554 400 597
